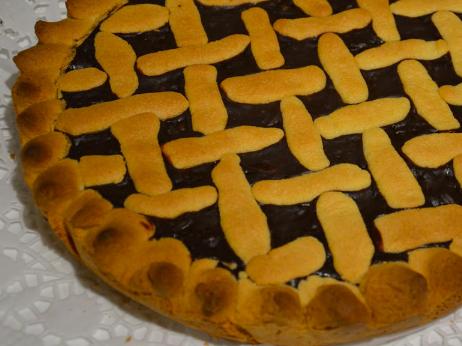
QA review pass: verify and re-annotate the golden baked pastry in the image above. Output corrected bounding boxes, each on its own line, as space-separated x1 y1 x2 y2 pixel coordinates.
12 0 462 345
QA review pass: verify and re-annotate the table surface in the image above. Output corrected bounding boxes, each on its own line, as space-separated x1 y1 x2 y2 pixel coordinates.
1 1 462 345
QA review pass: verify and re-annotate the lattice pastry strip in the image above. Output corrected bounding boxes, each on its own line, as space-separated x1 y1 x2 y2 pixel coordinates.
56 92 188 135
402 133 462 168
100 4 169 34
137 35 250 76
363 128 425 209
221 66 326 104
59 67 108 92
212 154 270 264
440 83 462 105
125 187 218 218
246 237 326 285
166 0 208 47
314 98 410 139
357 0 399 42
293 0 332 17
274 9 371 40
398 60 460 131
242 7 284 70
355 40 448 71
162 126 284 169
318 33 368 104
281 96 329 171
79 155 126 187
391 0 462 17
95 32 138 98
376 205 462 252
317 192 374 283
184 65 227 135
111 113 172 196
197 0 269 6
252 163 371 205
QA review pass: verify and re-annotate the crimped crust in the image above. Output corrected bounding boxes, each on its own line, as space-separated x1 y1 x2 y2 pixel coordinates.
12 1 462 345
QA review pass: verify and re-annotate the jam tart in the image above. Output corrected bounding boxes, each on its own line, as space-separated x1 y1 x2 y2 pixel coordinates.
12 0 462 345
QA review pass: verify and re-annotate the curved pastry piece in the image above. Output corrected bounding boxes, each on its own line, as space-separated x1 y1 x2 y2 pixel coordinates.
212 154 270 263
79 155 126 187
137 35 250 76
398 60 459 130
432 11 462 77
95 32 138 98
167 0 207 47
274 9 371 40
360 263 427 325
16 100 64 145
375 205 462 252
242 7 284 70
184 65 227 134
66 0 127 20
314 98 410 139
100 4 169 33
356 40 448 70
112 113 172 196
163 126 284 169
125 186 218 218
12 75 58 114
402 133 462 168
409 248 462 319
363 128 424 209
56 92 188 135
246 237 326 284
440 83 462 105
391 0 462 17
357 0 399 41
59 68 107 92
21 132 71 187
293 0 332 17
318 33 368 104
35 18 94 45
252 164 371 205
281 96 329 171
221 66 326 104
317 192 374 283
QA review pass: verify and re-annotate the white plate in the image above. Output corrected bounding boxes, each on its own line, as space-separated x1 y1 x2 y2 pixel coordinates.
1 1 462 345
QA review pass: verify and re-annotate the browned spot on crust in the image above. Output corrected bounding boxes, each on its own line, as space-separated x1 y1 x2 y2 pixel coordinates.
361 263 427 325
70 197 112 229
195 277 235 317
148 262 184 297
305 284 369 330
260 286 302 324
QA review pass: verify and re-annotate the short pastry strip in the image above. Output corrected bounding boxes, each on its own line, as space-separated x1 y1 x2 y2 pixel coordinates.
317 192 374 283
398 60 459 131
184 65 227 135
221 66 326 104
166 0 208 47
274 9 371 40
66 0 128 20
433 11 462 77
293 0 332 17
314 98 410 140
281 96 329 171
100 4 169 33
242 7 284 71
212 154 270 263
375 204 462 252
440 83 462 105
454 156 462 188
356 40 448 70
137 35 249 76
252 163 371 205
391 0 462 17
125 186 217 219
79 155 126 187
318 33 368 104
56 92 188 135
163 126 284 169
35 18 94 45
112 113 172 196
402 133 462 168
59 67 107 92
197 0 268 5
363 128 425 209
95 32 138 98
357 0 400 42
246 237 326 285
